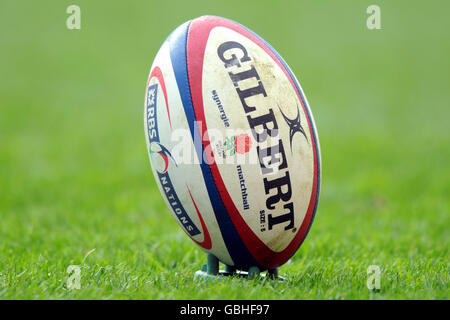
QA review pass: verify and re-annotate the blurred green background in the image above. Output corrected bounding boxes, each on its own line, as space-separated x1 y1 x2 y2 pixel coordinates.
0 0 448 299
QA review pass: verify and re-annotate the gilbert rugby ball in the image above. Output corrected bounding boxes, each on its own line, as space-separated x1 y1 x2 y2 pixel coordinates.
144 16 321 270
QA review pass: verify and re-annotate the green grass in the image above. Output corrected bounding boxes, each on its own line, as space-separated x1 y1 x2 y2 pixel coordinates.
0 0 448 299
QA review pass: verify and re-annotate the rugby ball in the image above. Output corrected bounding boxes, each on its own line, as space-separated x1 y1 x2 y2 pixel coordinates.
144 16 321 270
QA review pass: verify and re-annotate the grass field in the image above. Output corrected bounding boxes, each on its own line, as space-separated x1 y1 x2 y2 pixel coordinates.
0 0 448 299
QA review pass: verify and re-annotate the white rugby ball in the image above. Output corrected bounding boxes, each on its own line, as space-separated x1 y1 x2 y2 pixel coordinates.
144 16 321 270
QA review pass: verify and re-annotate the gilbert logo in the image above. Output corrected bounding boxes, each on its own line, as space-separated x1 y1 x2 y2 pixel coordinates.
278 103 308 151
